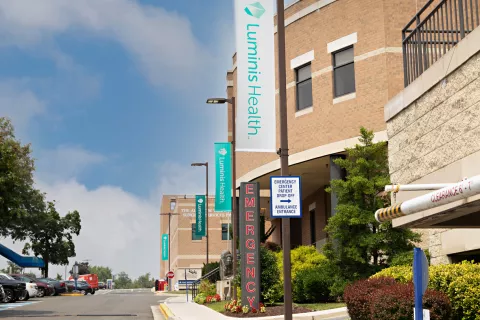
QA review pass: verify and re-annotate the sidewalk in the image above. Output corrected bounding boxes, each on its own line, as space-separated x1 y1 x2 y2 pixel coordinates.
161 295 350 320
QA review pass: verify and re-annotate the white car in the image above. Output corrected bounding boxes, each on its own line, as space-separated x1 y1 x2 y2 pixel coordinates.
0 274 37 300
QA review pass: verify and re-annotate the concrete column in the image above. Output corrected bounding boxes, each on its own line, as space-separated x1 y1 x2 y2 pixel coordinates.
329 155 346 217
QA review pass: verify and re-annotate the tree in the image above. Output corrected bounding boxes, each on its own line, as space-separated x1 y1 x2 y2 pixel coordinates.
114 272 132 289
56 273 62 280
323 127 420 282
0 261 22 274
89 265 113 283
133 272 154 288
0 118 45 240
22 201 81 277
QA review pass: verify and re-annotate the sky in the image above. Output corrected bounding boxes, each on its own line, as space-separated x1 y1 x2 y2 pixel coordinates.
0 0 296 279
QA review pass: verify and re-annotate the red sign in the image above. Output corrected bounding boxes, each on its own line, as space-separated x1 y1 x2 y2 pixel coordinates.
239 182 260 309
167 271 175 279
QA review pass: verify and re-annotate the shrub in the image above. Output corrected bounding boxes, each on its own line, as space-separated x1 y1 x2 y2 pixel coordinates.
369 283 451 320
343 277 397 320
201 262 220 283
276 245 327 281
447 272 480 320
198 279 216 296
263 282 283 306
194 293 206 304
390 249 431 267
371 265 412 283
293 265 334 303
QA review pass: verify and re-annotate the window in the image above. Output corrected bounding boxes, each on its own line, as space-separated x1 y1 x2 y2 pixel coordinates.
295 64 313 110
309 209 316 244
222 223 231 241
191 223 203 241
333 47 355 97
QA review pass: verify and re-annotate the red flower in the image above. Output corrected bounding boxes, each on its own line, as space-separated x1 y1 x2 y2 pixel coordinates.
251 307 258 313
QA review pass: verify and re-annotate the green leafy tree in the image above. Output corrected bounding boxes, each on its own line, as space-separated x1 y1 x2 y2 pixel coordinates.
133 272 154 288
323 128 420 283
56 273 63 280
22 201 81 277
90 265 113 283
0 118 45 240
114 272 132 289
0 261 22 274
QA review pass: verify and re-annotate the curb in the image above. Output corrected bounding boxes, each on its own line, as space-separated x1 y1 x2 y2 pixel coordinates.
159 303 175 319
60 293 84 296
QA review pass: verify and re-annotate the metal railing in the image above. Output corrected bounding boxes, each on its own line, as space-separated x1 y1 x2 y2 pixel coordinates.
403 0 480 86
191 267 220 299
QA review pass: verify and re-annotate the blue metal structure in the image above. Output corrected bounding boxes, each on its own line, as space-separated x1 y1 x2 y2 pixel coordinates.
0 243 45 268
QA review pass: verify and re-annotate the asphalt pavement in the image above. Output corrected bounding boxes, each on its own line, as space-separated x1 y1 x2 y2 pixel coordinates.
0 289 167 320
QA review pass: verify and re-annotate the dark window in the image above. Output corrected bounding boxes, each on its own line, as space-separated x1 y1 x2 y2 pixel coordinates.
191 223 203 241
296 64 313 110
333 47 355 97
310 209 316 244
222 223 231 241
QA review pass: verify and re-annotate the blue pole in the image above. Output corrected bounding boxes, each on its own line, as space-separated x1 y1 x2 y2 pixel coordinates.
414 248 423 320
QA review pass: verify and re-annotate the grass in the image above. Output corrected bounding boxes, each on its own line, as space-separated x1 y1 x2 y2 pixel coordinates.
297 302 346 311
204 301 346 313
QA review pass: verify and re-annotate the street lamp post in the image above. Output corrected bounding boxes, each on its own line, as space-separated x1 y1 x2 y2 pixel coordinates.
191 162 209 265
206 97 238 300
160 198 179 292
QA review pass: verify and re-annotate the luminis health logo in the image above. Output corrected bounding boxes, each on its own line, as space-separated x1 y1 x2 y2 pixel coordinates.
244 2 266 19
197 198 204 204
218 148 228 156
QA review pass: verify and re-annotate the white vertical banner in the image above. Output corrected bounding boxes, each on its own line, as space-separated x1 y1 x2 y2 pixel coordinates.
234 0 276 153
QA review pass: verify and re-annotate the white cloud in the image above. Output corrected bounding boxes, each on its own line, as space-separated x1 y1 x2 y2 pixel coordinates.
35 145 107 183
0 0 215 92
0 158 208 279
0 80 46 136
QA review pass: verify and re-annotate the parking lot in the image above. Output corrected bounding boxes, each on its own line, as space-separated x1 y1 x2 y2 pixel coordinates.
0 289 166 319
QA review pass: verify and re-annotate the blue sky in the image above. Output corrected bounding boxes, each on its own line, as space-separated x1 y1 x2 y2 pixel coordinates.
0 0 295 278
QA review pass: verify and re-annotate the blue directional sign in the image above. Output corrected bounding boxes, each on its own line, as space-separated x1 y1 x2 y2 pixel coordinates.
413 248 430 320
270 176 302 218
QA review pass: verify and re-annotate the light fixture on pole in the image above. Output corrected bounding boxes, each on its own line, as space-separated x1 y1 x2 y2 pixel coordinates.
191 162 209 264
160 198 179 292
206 96 238 300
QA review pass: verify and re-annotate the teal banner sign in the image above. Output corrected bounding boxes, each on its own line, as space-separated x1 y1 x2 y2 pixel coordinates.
161 234 168 261
195 195 206 236
215 142 232 212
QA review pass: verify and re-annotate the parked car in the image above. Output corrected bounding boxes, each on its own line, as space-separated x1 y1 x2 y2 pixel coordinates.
65 280 94 295
0 275 27 303
36 278 67 296
5 274 37 301
10 274 54 297
0 285 5 302
98 282 106 289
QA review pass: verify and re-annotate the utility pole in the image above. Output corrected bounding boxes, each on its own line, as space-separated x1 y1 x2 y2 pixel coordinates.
276 1 292 319
160 199 178 292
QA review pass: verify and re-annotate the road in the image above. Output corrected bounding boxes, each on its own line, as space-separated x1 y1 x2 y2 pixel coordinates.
0 289 168 320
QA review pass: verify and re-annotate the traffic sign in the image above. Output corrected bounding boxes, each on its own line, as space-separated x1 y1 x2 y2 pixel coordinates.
167 271 175 279
270 176 302 218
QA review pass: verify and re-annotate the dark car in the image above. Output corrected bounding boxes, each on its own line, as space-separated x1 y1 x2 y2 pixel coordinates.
65 280 94 295
98 282 106 289
37 278 67 296
10 274 54 297
0 275 27 303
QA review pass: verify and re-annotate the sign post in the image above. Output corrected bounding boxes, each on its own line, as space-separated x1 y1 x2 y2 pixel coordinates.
413 248 430 320
195 195 206 237
161 234 169 261
215 142 232 212
270 176 302 218
239 182 261 309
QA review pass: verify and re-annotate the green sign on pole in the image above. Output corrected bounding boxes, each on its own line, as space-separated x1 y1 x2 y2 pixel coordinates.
215 142 232 212
195 195 206 237
161 234 168 261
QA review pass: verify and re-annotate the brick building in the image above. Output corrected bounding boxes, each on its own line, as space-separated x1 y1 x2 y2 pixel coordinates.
226 0 423 249
159 195 233 284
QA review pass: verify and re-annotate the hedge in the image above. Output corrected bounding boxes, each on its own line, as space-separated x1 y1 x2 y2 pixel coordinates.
275 245 327 281
292 265 334 303
371 261 480 319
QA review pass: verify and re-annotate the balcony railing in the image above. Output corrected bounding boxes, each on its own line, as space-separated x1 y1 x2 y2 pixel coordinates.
403 0 480 86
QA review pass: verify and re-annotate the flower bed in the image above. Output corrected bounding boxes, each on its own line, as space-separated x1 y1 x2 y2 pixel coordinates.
221 300 312 318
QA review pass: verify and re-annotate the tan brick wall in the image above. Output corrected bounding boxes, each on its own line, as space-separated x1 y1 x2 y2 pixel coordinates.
228 0 419 179
160 196 233 278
